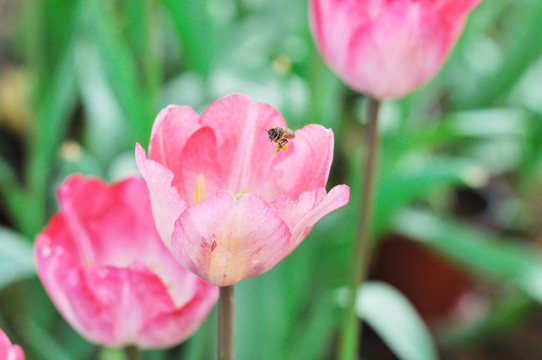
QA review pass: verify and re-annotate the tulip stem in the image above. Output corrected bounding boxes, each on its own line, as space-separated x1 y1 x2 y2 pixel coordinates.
124 345 140 360
218 285 234 360
339 97 381 360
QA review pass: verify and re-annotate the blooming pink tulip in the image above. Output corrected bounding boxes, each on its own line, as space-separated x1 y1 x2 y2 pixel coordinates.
0 328 24 360
136 94 350 286
309 0 480 99
34 175 218 348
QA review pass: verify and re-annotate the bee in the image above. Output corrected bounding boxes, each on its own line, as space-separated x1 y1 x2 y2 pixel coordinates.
265 127 296 155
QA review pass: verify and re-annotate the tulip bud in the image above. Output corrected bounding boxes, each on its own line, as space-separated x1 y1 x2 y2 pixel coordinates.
309 0 480 99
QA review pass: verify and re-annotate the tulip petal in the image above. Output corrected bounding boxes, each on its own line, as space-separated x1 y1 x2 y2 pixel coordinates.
310 0 480 99
68 262 215 348
272 124 334 199
347 2 433 98
136 144 188 247
199 94 289 196
13 346 25 360
37 251 178 347
148 105 201 172
36 225 217 348
171 191 291 286
57 175 163 264
437 0 481 20
139 277 218 347
310 0 370 76
0 329 24 360
35 176 218 348
271 185 350 254
176 127 224 204
35 221 107 343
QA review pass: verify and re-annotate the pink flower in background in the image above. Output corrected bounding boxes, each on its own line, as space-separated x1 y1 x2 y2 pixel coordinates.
309 0 481 99
0 328 24 360
34 175 218 348
136 94 349 286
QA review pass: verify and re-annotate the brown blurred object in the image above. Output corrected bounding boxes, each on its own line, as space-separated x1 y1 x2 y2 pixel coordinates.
0 66 31 134
0 0 31 134
370 235 472 324
443 310 542 360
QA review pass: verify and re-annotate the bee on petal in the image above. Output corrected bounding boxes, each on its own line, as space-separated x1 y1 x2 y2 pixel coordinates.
264 127 295 155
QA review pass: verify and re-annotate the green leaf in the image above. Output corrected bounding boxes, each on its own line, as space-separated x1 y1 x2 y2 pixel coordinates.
180 306 217 360
286 292 339 360
0 158 26 229
98 348 125 360
236 268 291 360
21 315 75 360
394 209 542 303
306 45 344 132
126 0 162 103
161 0 216 77
357 282 438 360
23 1 81 235
439 292 532 349
0 156 17 186
86 0 153 145
76 40 129 168
374 155 486 235
0 227 36 290
457 0 542 108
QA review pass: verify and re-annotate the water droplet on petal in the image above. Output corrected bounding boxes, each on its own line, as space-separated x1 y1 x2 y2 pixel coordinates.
41 246 52 257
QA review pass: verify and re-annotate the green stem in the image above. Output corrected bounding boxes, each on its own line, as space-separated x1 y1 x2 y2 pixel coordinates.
124 345 140 360
218 286 234 360
339 97 381 360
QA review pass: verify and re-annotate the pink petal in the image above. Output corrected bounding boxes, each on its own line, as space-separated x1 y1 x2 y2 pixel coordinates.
37 251 171 346
138 277 218 347
346 2 439 98
171 191 291 286
35 223 98 341
310 0 480 99
67 265 153 347
0 329 24 360
56 175 162 265
272 124 334 199
437 0 482 19
36 221 218 348
147 105 201 171
271 185 350 254
199 94 289 195
310 0 371 75
12 346 25 360
136 144 188 247
175 127 224 205
34 204 160 347
35 176 218 348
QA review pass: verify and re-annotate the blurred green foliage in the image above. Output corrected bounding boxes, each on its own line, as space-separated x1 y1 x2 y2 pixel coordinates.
1 0 542 359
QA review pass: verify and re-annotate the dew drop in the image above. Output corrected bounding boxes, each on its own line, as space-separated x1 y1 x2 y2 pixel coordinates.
41 246 52 257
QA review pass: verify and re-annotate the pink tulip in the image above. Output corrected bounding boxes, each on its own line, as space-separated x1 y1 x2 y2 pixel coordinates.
34 175 218 348
309 0 480 99
0 328 24 360
136 94 350 286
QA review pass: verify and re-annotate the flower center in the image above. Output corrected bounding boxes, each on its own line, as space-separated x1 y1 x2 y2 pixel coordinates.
233 186 249 200
193 173 248 203
193 173 206 204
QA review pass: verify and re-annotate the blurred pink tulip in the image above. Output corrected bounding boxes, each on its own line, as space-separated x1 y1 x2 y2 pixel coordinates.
309 0 481 99
136 94 349 286
0 328 24 360
34 176 218 348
